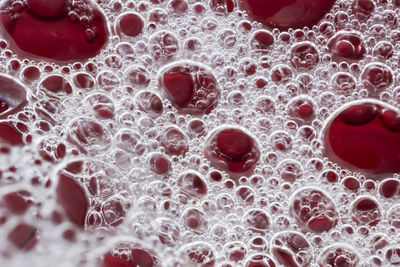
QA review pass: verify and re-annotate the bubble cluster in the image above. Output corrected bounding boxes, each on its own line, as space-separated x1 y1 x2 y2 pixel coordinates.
1 0 400 266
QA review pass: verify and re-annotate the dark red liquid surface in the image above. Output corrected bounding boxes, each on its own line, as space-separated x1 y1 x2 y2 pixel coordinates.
160 61 220 115
0 0 108 63
103 255 134 267
328 31 366 61
323 100 400 178
0 121 24 145
238 0 336 30
56 173 89 228
318 244 359 267
7 223 38 250
204 127 260 174
290 188 338 233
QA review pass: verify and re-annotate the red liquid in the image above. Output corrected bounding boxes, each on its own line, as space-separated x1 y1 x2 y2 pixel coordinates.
379 178 399 198
135 91 163 117
103 246 157 267
386 247 400 266
39 75 73 96
3 191 31 215
245 254 276 267
68 117 111 153
148 153 171 175
0 0 108 63
288 97 315 125
331 72 356 94
204 127 260 174
182 208 207 232
289 42 319 71
318 244 359 267
73 73 95 90
323 100 400 178
86 93 115 119
238 0 336 30
351 197 381 226
352 0 375 21
56 173 89 228
101 197 125 226
342 176 360 191
361 63 393 95
328 31 366 61
131 248 155 267
388 205 400 228
290 188 338 233
0 121 24 145
39 137 66 162
209 0 235 14
7 223 38 250
115 12 143 37
251 30 274 51
103 255 134 267
271 231 311 267
159 61 220 115
0 0 394 264
0 74 26 118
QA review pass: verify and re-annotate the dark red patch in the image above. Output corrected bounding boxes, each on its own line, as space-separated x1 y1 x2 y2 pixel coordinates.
318 245 359 267
205 127 260 174
7 223 38 250
323 101 400 178
56 173 89 228
148 153 171 175
159 61 220 115
162 72 194 108
342 176 360 191
0 74 27 118
40 75 72 96
103 255 134 267
116 12 143 37
290 42 319 70
271 232 311 267
328 31 366 61
217 128 254 160
290 188 338 233
352 0 374 20
131 248 154 267
252 30 274 51
379 178 399 198
352 197 381 226
246 254 276 267
135 91 163 117
3 191 30 214
238 0 335 30
0 0 108 63
0 121 24 145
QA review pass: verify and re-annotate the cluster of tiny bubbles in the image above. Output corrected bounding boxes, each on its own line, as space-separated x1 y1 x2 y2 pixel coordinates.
1 0 400 266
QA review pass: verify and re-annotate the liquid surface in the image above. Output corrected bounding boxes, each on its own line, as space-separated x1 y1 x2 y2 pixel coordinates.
0 0 108 63
323 100 400 177
0 0 399 266
238 0 336 30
